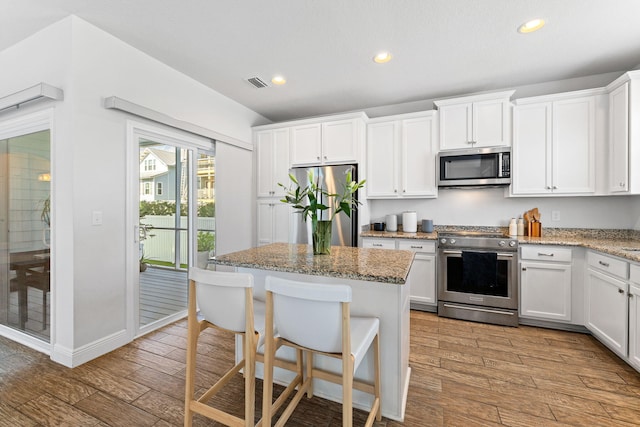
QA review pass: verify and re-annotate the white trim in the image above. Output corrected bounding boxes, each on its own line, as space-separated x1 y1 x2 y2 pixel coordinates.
126 120 201 340
0 108 53 140
0 325 51 355
51 329 129 368
105 96 252 151
0 83 63 114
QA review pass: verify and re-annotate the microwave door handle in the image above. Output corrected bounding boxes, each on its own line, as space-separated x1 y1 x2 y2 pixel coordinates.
498 153 503 178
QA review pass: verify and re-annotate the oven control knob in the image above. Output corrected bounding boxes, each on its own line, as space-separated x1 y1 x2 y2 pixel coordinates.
498 240 506 247
509 241 516 247
440 238 447 244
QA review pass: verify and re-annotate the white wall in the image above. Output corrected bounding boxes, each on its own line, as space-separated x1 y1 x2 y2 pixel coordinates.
0 16 264 365
369 190 639 230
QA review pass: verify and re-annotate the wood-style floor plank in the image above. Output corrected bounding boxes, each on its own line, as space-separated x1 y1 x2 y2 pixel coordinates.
1 311 639 426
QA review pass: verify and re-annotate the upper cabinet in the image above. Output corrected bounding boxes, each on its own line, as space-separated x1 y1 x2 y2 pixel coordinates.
511 89 607 196
607 71 640 194
434 90 514 150
290 115 366 166
256 128 290 198
367 112 438 198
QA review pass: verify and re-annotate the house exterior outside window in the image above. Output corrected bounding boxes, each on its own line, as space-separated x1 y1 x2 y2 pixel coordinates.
156 182 163 195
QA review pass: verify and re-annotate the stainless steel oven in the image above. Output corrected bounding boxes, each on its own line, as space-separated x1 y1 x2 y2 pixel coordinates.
437 231 519 326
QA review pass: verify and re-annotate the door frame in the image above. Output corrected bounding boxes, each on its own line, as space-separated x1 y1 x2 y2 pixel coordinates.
0 108 54 354
126 120 211 339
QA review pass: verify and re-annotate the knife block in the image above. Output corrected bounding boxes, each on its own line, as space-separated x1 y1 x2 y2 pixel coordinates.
529 221 542 237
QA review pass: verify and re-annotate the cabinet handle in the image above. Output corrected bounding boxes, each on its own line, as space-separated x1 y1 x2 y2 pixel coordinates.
537 252 554 257
620 182 625 187
394 189 398 193
553 186 558 190
546 186 551 190
317 156 320 160
618 288 625 294
373 243 383 247
403 189 406 193
598 260 610 268
410 245 423 249
630 294 634 299
324 155 327 160
522 267 527 271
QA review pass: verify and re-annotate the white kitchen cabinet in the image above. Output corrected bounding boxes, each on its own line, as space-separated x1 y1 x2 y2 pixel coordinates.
512 89 604 196
367 112 437 198
434 90 514 150
397 240 436 306
607 71 640 194
629 265 640 371
256 128 290 198
290 117 364 166
362 237 437 308
519 246 572 322
257 200 291 246
585 251 630 359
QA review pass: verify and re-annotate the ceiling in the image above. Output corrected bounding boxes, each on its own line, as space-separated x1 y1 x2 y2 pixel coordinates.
3 0 640 123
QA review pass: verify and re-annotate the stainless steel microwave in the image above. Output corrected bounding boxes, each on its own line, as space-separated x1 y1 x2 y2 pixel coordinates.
437 147 511 188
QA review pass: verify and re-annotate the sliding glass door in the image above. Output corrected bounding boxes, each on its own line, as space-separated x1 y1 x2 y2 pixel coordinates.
131 124 215 334
0 129 51 342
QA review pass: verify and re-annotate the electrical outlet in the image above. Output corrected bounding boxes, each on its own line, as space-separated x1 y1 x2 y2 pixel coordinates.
92 210 103 225
551 210 560 221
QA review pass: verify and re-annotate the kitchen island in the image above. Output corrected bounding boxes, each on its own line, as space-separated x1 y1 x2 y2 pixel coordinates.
214 243 415 421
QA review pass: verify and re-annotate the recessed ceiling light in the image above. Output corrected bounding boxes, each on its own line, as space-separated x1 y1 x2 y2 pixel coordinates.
518 18 545 33
271 75 286 85
373 52 392 64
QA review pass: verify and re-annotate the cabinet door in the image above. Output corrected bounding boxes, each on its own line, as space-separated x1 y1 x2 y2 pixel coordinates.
407 253 436 304
630 283 640 371
322 119 358 164
552 96 595 194
402 116 437 197
609 83 630 193
367 121 399 198
272 128 290 197
586 268 628 358
439 103 472 150
256 130 275 197
257 200 275 246
272 203 291 244
473 98 510 148
520 261 572 321
512 103 552 195
290 123 321 166
257 129 290 197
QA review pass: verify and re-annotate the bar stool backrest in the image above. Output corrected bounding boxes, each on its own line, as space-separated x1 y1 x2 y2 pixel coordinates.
265 276 351 354
189 268 253 333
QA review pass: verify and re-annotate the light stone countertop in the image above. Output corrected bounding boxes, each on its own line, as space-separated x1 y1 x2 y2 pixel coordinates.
361 226 640 263
213 243 415 284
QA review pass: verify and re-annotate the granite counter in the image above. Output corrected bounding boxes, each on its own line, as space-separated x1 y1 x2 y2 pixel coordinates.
214 242 414 284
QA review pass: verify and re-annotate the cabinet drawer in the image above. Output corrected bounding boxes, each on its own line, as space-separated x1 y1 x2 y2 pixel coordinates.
397 240 436 253
630 264 640 285
362 238 396 250
520 245 572 262
587 251 629 280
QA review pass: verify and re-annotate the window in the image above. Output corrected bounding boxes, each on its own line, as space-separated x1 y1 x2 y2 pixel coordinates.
156 182 163 195
144 158 156 171
143 182 151 195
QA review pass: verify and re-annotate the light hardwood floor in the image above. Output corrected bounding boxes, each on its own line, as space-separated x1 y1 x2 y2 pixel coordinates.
1 311 639 426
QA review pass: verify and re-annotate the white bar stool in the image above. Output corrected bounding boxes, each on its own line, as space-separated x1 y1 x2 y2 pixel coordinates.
262 276 381 427
184 268 263 427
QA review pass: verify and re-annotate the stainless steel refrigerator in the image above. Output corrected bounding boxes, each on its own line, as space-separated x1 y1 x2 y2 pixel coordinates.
289 165 358 247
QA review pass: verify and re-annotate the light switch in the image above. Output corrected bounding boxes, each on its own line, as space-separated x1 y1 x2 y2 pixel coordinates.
92 210 103 225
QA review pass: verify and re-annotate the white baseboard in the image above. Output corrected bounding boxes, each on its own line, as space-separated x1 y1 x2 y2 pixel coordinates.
51 328 130 367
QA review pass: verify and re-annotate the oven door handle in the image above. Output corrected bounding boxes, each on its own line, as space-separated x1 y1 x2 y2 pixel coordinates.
441 250 514 258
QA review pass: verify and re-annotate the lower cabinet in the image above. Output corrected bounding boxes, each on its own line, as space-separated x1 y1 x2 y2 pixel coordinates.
362 237 436 309
257 200 291 246
585 251 630 359
519 246 573 322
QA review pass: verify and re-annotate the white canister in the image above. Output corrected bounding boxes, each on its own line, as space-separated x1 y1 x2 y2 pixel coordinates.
402 211 417 233
385 214 397 232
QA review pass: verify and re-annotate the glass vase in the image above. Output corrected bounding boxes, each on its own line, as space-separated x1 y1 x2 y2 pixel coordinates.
312 220 332 255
